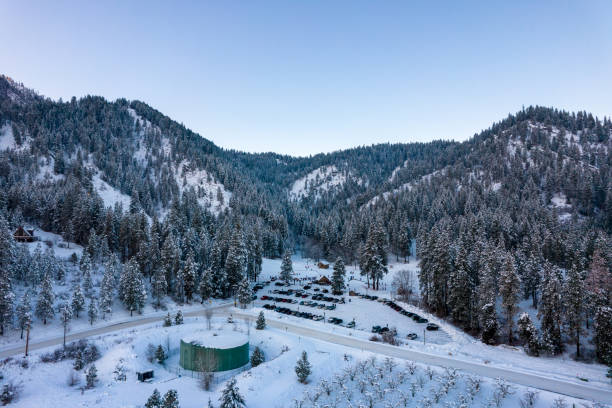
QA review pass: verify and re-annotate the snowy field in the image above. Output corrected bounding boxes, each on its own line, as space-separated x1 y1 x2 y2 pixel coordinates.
2 316 603 408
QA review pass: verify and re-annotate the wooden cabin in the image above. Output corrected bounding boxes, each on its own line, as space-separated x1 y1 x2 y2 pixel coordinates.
13 226 36 243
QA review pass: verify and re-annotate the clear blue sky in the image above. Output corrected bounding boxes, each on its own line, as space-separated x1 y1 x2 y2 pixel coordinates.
1 1 611 156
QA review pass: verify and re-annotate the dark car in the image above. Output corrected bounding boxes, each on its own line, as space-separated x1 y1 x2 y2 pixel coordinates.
426 323 439 331
406 333 418 340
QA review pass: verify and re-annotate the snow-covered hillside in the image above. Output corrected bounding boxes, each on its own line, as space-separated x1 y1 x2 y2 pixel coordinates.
290 165 348 200
174 160 232 215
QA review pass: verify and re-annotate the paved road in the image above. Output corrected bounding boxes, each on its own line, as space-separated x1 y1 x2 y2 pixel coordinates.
231 310 612 405
2 304 609 404
0 303 232 359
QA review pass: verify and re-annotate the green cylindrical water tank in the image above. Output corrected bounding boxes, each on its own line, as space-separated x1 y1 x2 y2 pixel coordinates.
180 331 249 372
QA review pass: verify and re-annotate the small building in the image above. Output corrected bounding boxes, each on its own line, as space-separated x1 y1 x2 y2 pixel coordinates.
13 226 36 243
180 331 249 372
316 276 332 286
137 370 154 382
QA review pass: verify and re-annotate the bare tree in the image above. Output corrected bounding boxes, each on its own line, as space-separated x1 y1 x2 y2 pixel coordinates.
195 350 218 391
204 308 213 330
392 269 414 303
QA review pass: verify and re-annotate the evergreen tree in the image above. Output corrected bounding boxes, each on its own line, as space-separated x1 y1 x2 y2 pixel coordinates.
219 378 245 408
174 310 183 325
498 254 521 343
163 312 172 327
255 311 266 330
16 291 32 339
480 302 498 345
80 253 94 298
538 264 563 355
120 259 147 316
180 253 197 302
36 272 55 324
113 359 127 381
564 264 585 358
73 350 84 371
331 257 346 294
145 389 162 408
0 217 14 336
162 389 179 408
594 306 612 364
280 251 293 283
448 239 472 326
198 268 213 303
71 284 85 318
517 313 540 356
87 298 98 325
295 351 312 384
99 264 115 318
85 364 98 388
225 227 247 290
155 345 167 363
237 277 252 308
152 266 168 308
250 346 264 367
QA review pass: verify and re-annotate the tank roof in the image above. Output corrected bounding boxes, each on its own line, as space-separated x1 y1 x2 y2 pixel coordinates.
182 330 248 349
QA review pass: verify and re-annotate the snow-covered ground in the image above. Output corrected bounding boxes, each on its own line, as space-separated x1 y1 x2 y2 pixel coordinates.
3 315 604 408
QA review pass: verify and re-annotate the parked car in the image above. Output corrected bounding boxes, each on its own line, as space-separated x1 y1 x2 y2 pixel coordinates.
345 321 356 328
426 323 439 331
406 333 418 340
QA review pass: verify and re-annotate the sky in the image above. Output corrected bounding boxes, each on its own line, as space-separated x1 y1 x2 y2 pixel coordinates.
1 1 611 156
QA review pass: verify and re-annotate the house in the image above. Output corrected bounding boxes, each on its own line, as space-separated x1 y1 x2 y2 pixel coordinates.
13 226 36 243
316 276 332 286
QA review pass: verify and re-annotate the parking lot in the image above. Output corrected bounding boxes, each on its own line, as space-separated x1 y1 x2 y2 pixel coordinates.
252 277 452 345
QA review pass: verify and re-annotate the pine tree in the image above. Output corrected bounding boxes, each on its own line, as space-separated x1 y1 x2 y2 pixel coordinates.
156 345 167 363
295 351 312 384
448 239 472 326
16 291 31 339
36 272 55 324
85 364 98 388
250 346 264 367
480 302 498 345
594 306 612 364
564 264 585 358
73 350 84 371
99 264 114 318
71 284 85 318
181 253 197 302
163 312 172 327
498 255 521 343
152 266 168 308
256 311 266 330
517 313 540 356
80 253 94 298
87 299 98 325
237 278 252 308
120 259 147 316
162 389 179 408
198 268 213 303
225 227 247 290
145 389 162 408
113 359 127 381
174 310 183 325
219 378 245 408
331 257 346 294
0 217 15 336
538 263 563 355
280 251 293 283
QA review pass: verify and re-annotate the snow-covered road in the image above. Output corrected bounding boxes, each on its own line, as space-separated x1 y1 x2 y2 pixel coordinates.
0 303 232 359
232 310 612 405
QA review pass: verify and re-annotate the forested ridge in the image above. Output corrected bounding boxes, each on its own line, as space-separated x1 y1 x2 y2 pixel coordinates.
0 75 610 366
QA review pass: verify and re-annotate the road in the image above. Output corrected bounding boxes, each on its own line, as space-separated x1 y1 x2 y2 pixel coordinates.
1 304 610 404
0 303 232 359
231 310 612 405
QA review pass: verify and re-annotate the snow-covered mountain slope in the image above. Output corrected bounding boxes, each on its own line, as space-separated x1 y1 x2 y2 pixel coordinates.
289 165 349 201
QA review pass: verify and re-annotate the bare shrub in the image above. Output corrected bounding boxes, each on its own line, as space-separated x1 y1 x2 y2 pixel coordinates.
195 350 218 391
519 389 538 408
0 381 21 405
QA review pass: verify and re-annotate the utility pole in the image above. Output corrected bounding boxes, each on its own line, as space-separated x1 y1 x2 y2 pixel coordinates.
25 326 30 357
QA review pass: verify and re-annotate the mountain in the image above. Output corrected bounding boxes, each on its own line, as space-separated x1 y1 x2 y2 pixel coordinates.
1 75 611 353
